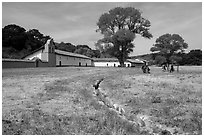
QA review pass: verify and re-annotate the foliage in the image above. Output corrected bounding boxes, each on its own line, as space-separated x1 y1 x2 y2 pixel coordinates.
74 47 95 58
96 7 152 66
26 29 50 51
2 24 27 51
55 42 76 53
186 50 202 65
169 56 182 64
150 33 188 64
2 24 50 59
154 55 166 65
132 49 201 66
92 50 101 58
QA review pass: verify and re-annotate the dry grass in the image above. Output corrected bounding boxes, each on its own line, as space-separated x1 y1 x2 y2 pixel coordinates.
2 66 202 135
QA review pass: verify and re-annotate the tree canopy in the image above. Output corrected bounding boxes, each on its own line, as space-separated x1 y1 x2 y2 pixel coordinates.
2 24 27 51
2 24 50 58
74 45 100 58
55 42 76 53
96 7 153 66
150 33 188 65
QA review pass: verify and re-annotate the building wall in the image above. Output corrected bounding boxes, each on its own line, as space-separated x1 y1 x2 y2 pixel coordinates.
125 62 132 67
94 61 120 67
56 54 92 66
24 50 43 60
2 60 35 68
2 59 49 68
94 61 131 67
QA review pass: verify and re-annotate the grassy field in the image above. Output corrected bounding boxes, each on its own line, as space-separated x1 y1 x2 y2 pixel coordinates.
2 66 202 135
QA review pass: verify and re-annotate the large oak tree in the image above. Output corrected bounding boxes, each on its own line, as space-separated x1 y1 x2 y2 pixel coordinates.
96 7 153 66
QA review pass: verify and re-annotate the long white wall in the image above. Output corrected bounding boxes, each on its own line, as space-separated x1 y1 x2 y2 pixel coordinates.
56 54 92 66
94 61 131 67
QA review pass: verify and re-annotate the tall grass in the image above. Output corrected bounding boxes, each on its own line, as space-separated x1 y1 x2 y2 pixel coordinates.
2 66 202 135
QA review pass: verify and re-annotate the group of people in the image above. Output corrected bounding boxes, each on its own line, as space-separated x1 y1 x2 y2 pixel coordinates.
141 62 176 74
162 63 175 73
141 62 150 74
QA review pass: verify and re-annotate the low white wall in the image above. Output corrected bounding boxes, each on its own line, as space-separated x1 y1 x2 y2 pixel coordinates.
94 61 131 67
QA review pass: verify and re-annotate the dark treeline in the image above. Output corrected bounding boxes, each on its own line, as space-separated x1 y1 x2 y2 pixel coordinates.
2 24 101 59
2 24 50 59
131 49 202 66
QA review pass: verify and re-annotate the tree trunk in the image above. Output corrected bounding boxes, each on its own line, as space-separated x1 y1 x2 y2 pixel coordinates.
167 63 170 71
177 65 179 72
119 60 125 67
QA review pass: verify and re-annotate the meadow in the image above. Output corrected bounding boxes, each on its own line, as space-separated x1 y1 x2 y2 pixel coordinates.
2 66 202 135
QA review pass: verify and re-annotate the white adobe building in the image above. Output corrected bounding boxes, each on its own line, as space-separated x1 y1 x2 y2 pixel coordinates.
93 58 144 67
22 39 93 67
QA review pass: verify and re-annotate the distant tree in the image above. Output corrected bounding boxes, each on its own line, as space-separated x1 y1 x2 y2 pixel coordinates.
155 55 166 66
74 46 95 58
187 49 202 65
2 24 51 58
2 24 27 51
55 42 76 52
150 33 188 69
76 45 91 50
65 43 76 52
96 7 153 67
92 50 101 58
26 29 50 51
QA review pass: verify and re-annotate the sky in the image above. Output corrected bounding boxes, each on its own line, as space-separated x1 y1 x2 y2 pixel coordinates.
2 2 202 56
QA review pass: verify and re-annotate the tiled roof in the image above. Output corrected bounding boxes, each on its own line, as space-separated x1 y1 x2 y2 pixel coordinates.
55 49 92 60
